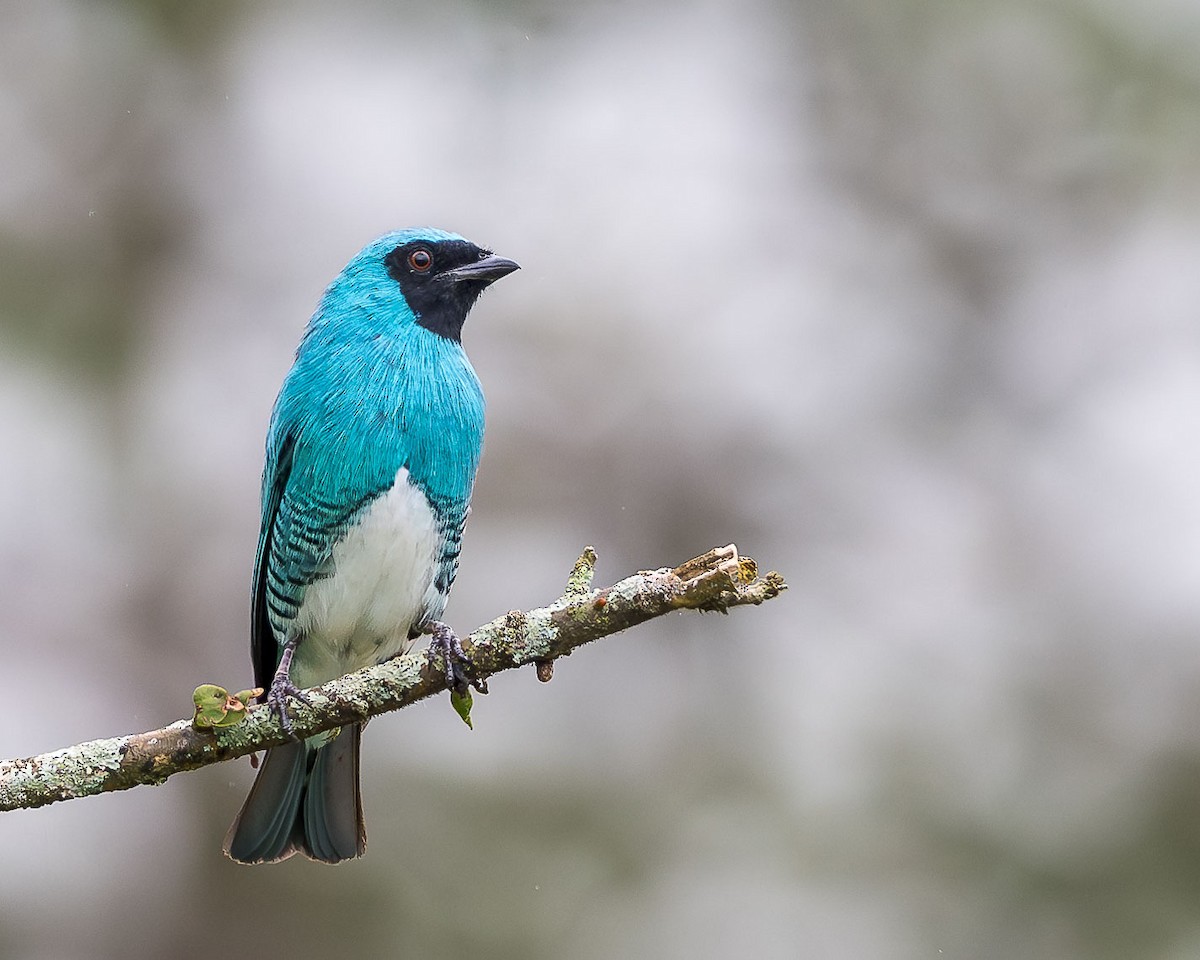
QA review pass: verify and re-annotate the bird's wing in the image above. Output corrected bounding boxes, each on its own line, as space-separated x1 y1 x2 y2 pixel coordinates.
251 415 407 692
250 428 296 693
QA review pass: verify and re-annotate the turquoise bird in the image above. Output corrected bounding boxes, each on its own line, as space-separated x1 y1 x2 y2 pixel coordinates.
224 229 518 864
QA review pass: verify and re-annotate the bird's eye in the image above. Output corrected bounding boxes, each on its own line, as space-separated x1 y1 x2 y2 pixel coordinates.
408 249 433 272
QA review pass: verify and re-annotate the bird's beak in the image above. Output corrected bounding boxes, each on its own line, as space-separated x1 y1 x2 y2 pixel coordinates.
441 254 521 284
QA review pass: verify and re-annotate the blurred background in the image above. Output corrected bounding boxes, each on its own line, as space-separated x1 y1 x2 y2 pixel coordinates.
2 0 1199 957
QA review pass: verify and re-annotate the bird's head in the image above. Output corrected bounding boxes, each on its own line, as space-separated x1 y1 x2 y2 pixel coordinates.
322 228 520 343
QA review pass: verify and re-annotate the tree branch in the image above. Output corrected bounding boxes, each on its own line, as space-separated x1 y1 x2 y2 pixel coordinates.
0 545 786 813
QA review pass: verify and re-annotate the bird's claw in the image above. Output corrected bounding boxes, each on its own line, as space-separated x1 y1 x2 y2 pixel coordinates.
423 620 482 695
267 675 314 738
267 641 313 739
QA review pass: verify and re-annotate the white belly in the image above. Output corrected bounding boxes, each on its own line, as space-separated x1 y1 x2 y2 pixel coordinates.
290 467 440 689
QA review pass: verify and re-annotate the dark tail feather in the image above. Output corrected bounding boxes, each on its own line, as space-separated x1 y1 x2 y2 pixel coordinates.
223 739 307 863
223 723 365 865
303 723 366 862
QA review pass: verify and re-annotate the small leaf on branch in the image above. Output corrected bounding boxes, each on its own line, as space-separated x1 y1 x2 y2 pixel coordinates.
191 684 262 730
451 687 474 729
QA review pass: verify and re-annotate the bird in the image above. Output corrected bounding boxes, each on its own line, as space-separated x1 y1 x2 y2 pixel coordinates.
223 228 519 864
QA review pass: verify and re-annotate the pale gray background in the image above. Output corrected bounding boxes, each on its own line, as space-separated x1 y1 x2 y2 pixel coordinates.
2 1 1199 958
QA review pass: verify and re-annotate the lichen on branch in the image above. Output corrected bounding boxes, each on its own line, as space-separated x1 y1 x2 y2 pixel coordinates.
0 545 786 813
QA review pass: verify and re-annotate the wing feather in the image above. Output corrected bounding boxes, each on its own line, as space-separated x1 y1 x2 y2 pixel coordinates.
251 430 296 693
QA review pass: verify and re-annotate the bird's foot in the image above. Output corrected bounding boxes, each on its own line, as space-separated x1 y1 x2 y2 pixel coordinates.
423 621 485 695
267 640 314 739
